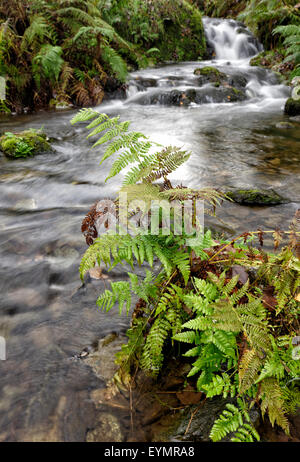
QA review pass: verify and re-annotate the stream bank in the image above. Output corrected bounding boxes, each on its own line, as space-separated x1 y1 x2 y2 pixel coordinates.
82 333 300 443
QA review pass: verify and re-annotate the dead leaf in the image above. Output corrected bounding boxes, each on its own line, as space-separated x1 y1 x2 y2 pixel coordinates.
176 385 202 405
232 265 249 284
89 267 109 280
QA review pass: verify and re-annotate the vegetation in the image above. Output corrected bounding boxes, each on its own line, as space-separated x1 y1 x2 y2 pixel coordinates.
0 0 206 113
102 0 206 62
0 128 52 158
273 23 300 79
204 0 300 81
72 110 300 443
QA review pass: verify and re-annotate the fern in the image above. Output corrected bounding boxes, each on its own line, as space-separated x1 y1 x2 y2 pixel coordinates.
32 44 64 87
101 44 128 82
274 24 300 68
140 316 172 375
71 112 300 443
210 399 260 442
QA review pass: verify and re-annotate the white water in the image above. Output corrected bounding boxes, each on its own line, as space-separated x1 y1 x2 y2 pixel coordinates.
203 17 262 60
121 16 290 111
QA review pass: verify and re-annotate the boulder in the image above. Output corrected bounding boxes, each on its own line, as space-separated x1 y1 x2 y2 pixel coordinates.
226 189 289 206
284 98 300 117
275 121 294 129
194 66 248 95
0 129 52 159
194 66 227 85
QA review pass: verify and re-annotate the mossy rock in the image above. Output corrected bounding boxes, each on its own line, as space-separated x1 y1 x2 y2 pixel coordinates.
194 66 230 89
0 129 52 159
194 66 226 79
226 189 289 206
284 98 300 117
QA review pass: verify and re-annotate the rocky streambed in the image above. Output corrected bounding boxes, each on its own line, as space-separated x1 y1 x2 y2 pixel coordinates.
81 333 300 443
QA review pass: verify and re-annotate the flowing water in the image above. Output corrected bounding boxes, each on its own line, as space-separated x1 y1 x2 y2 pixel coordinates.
0 18 299 441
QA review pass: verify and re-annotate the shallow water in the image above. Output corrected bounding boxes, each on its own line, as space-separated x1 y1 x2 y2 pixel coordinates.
0 18 299 441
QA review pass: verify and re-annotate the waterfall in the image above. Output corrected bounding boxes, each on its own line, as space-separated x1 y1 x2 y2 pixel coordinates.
203 17 263 61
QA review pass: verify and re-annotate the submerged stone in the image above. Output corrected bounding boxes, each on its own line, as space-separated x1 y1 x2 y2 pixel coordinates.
0 129 52 159
226 189 289 206
275 121 294 129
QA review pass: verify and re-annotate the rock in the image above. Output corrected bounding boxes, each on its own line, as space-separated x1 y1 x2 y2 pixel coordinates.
49 98 74 110
291 76 300 87
86 413 124 442
290 115 300 123
173 398 229 441
134 85 246 106
227 74 248 89
275 121 294 129
134 77 157 89
268 158 281 166
0 129 52 159
226 189 289 206
85 334 127 384
284 98 300 117
194 66 227 83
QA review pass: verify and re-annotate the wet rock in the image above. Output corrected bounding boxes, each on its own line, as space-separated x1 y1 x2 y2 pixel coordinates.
275 121 294 129
226 189 289 206
173 398 229 441
86 413 124 442
290 115 300 123
0 129 52 159
49 98 74 110
134 77 157 90
227 74 248 89
85 333 127 384
194 66 227 84
103 77 127 101
284 98 300 117
193 66 248 99
135 85 246 107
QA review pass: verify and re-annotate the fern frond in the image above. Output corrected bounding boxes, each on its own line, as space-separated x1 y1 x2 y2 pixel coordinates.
210 399 259 442
140 317 171 375
259 378 290 434
97 280 131 315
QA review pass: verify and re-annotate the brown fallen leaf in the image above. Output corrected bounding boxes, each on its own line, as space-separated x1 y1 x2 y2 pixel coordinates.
263 286 278 311
176 385 203 405
89 267 109 280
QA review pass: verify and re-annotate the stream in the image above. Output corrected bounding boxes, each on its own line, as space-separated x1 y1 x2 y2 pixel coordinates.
0 17 299 441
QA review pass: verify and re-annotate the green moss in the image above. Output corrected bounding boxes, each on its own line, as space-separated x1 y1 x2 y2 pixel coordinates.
226 189 288 206
194 66 223 77
0 129 52 159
